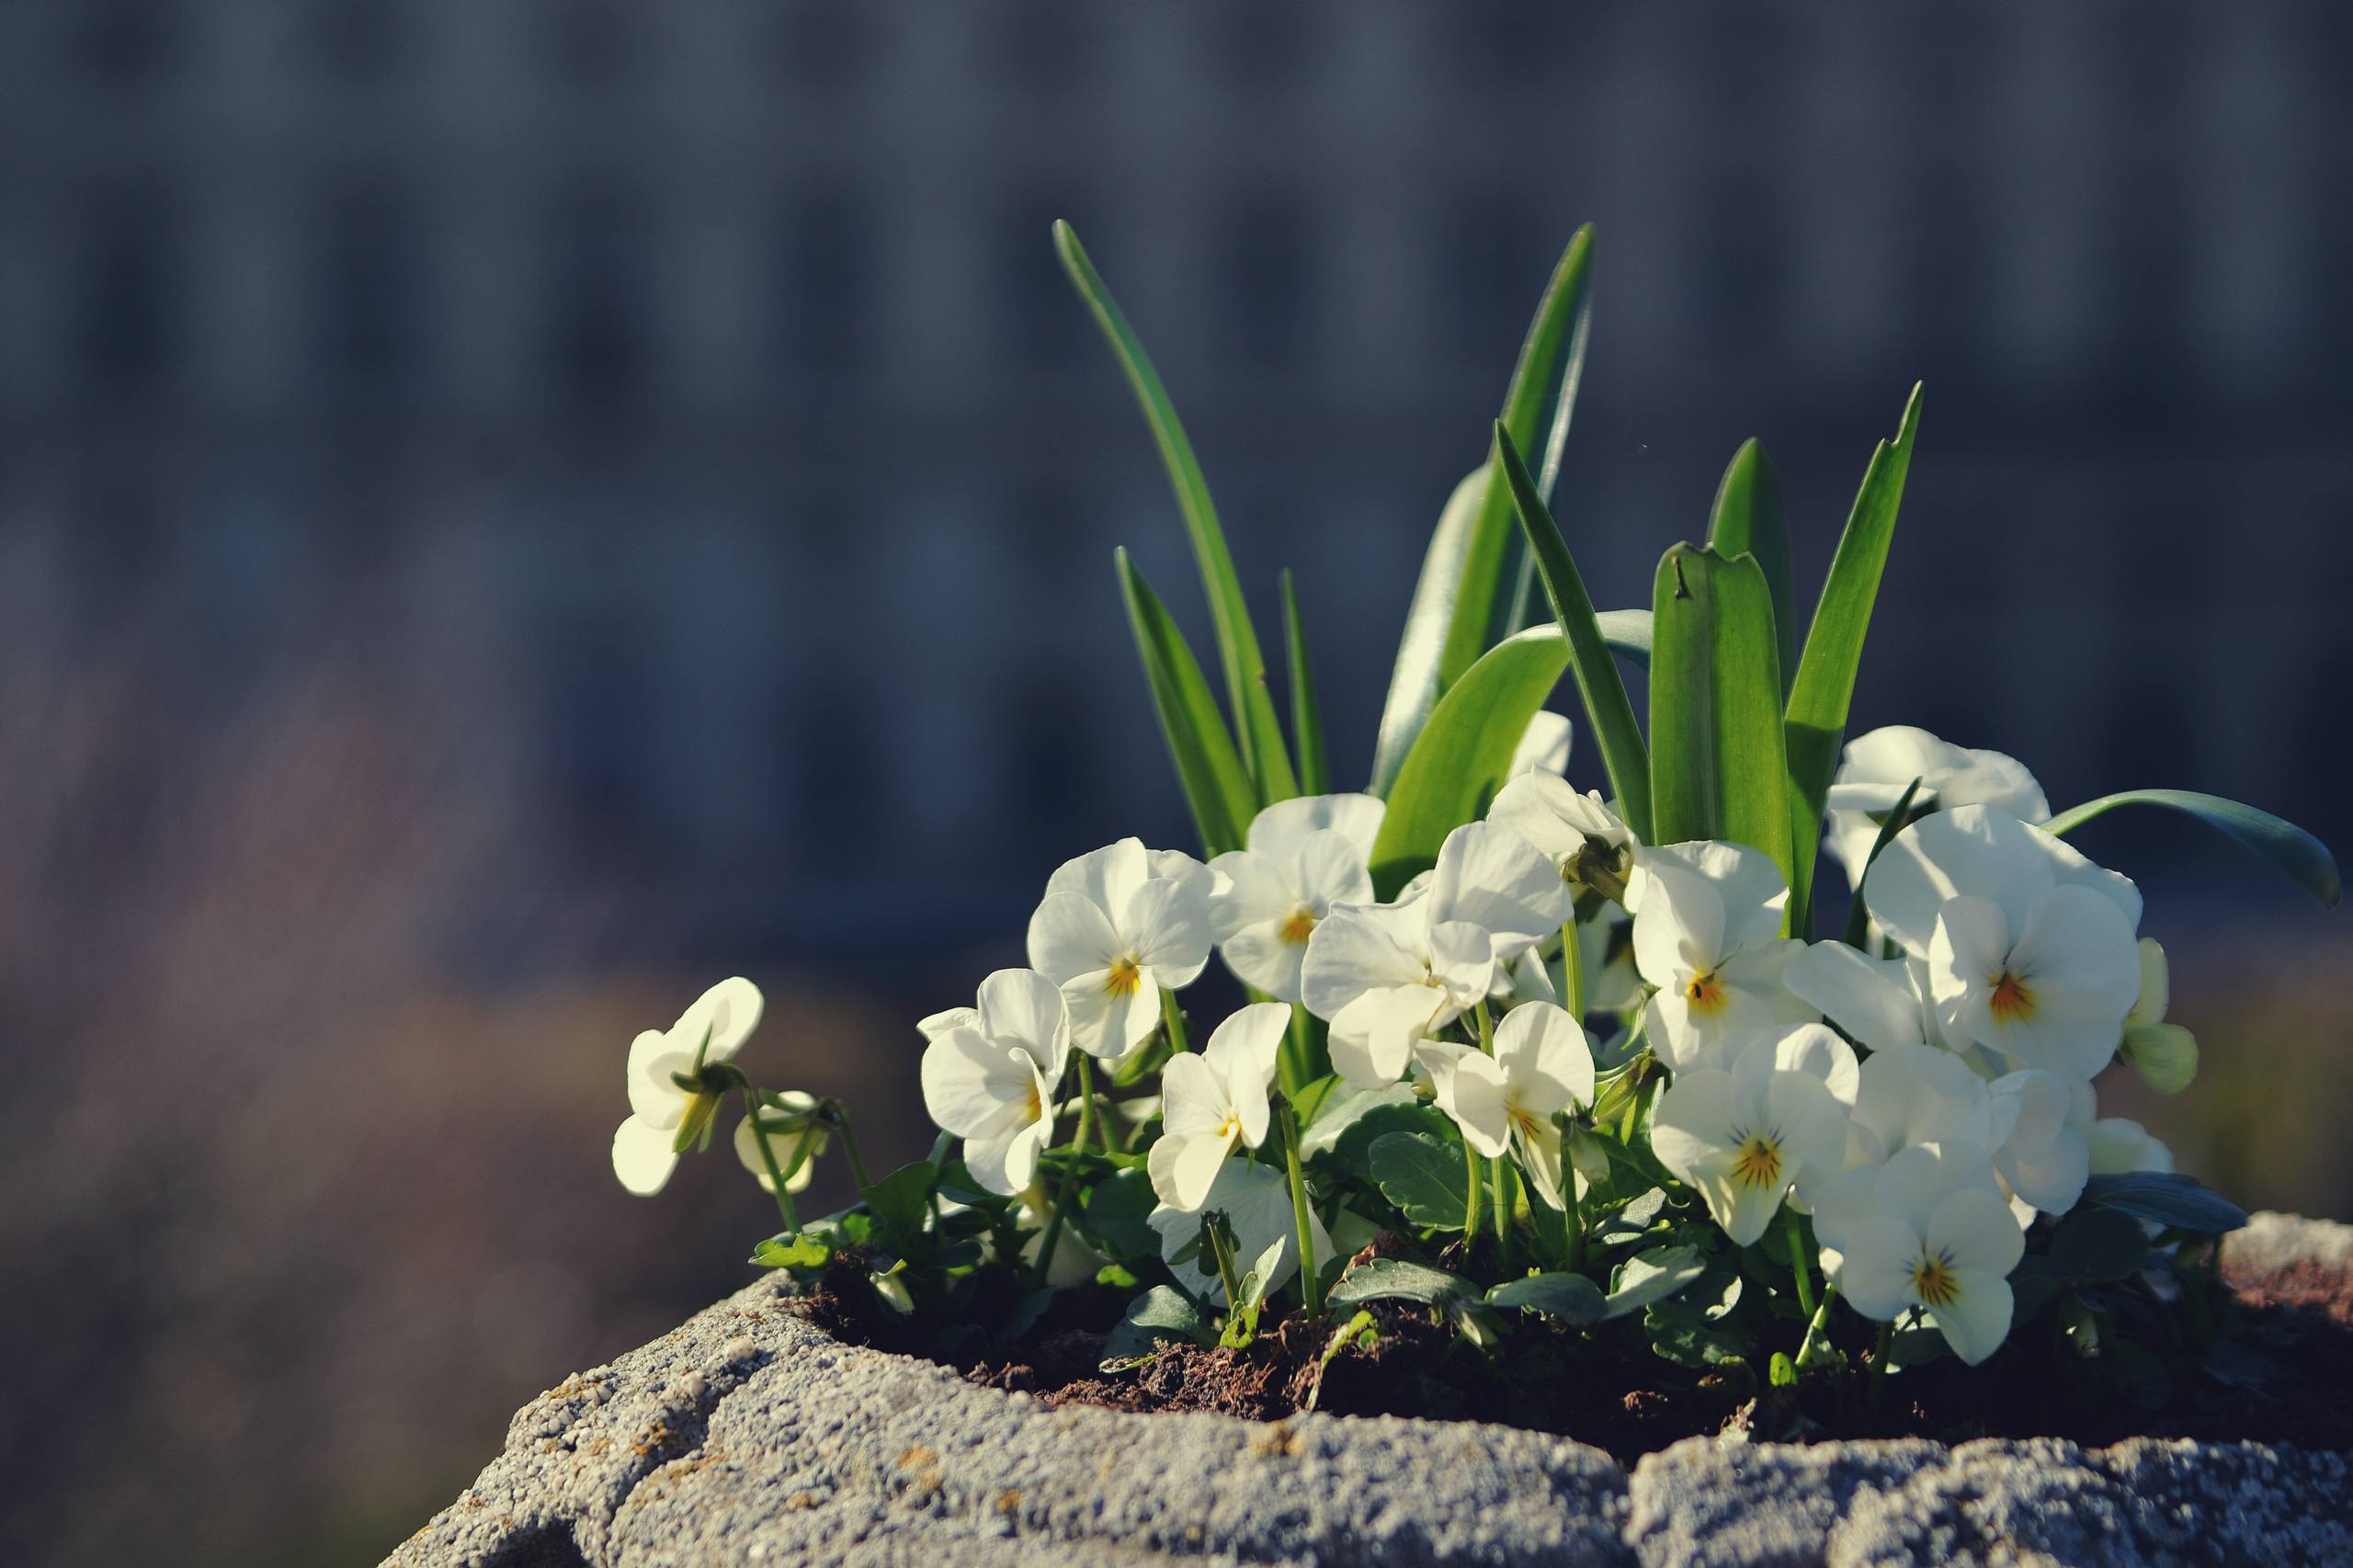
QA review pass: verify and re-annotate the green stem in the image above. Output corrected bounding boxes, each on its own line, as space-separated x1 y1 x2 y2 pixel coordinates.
1159 987 1190 1054
739 1086 801 1234
1279 1103 1323 1317
1560 920 1586 1021
1073 1056 1099 1155
1461 1137 1484 1244
1029 1062 1096 1290
1475 997 1495 1054
1491 1155 1516 1276
1205 1216 1245 1310
834 1113 875 1193
1867 1317 1895 1422
1280 1002 1313 1099
1784 1206 1817 1321
1794 1282 1838 1369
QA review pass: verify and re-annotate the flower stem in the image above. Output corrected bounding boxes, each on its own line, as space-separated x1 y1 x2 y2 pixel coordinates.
835 1113 874 1193
1281 1002 1313 1099
1279 1102 1323 1317
1867 1318 1895 1423
1475 998 1495 1054
1560 920 1585 1021
740 1086 801 1234
1159 987 1190 1054
1491 1155 1516 1276
1029 1060 1097 1291
1783 1206 1817 1321
1073 1055 1098 1154
1794 1282 1838 1370
1205 1215 1245 1310
1461 1138 1483 1244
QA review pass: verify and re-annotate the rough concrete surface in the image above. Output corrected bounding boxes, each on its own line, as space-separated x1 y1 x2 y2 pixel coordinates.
386 1212 2353 1567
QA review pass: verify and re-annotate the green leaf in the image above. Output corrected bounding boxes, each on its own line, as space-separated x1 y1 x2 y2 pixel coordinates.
1438 225 1597 693
1368 625 1567 896
1644 1299 1750 1368
1370 471 1487 797
1605 1244 1707 1319
1327 1256 1478 1308
1324 1100 1453 1176
1842 775 1925 948
1648 544 1794 904
1286 1074 1344 1129
1099 1285 1212 1367
1055 222 1295 804
1279 570 1330 796
1595 608 1654 669
1081 1166 1163 1260
2048 1207 2155 1285
861 1160 938 1236
1705 440 1797 697
1115 548 1258 855
2040 790 2340 908
751 1231 832 1270
2082 1171 2249 1233
1486 1270 1607 1325
1369 1131 1472 1232
1784 387 1924 929
1495 423 1654 843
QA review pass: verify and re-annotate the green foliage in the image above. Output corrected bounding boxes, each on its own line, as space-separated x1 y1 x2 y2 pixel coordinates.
1369 1131 1473 1232
2042 789 2341 908
2082 1172 2250 1233
1116 548 1259 855
1705 440 1797 695
1280 570 1331 796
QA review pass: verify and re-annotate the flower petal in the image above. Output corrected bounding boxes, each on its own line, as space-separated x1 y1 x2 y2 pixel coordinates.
1247 792 1386 863
976 967 1074 1078
1128 878 1212 987
1205 1002 1290 1095
1045 838 1151 919
1784 941 1928 1052
1928 1270 2015 1366
611 1115 682 1196
1027 891 1126 986
1300 901 1427 1019
681 976 764 1062
1928 1186 2027 1276
1429 820 1570 958
1493 1000 1596 1113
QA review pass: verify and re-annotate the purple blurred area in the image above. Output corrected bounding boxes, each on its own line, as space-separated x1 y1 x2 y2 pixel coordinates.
1 3 2349 1563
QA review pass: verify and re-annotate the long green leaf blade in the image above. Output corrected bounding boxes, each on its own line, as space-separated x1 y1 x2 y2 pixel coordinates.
1495 423 1653 843
1279 569 1330 796
1595 608 1654 669
1437 225 1598 691
1056 221 1296 807
1370 469 1486 796
1367 627 1569 896
1783 386 1925 927
1648 544 1794 900
2042 789 2341 908
1705 440 1797 697
1115 547 1258 857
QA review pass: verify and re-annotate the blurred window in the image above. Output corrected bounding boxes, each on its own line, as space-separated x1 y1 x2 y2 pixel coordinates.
312 176 420 393
76 199 176 393
1431 190 1541 374
774 184 876 380
773 5 875 94
546 182 651 405
994 1 1094 95
1204 0 1311 89
310 0 404 85
541 0 633 90
68 0 183 85
1213 187 1317 374
994 193 1095 370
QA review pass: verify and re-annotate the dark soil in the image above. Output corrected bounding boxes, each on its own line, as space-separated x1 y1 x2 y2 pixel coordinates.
787 1246 2353 1462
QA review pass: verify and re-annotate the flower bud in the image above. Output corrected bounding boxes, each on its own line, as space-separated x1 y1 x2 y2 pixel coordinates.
1566 1125 1613 1190
2120 1022 2198 1096
870 1270 915 1315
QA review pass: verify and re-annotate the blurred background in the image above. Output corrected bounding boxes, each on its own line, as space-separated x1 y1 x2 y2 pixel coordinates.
1 2 2348 1562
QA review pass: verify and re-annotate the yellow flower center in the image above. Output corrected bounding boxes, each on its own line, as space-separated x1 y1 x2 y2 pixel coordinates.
1912 1251 1961 1307
1988 970 2037 1023
1278 907 1318 945
1729 1131 1783 1189
1104 956 1142 996
1685 970 1729 1015
1507 1094 1545 1143
1023 1082 1043 1121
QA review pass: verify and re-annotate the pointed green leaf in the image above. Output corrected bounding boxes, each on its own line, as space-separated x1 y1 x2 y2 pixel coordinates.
1594 608 1654 669
1784 387 1925 929
1367 625 1567 897
1368 1131 1472 1232
1056 221 1296 806
1329 1256 1478 1307
2041 789 2340 907
1279 569 1330 795
1370 469 1487 796
1705 440 1796 697
1487 1270 1607 1325
1495 424 1653 843
1435 225 1598 694
1115 547 1257 856
1651 545 1794 903
1604 1244 1707 1319
1843 775 1925 948
2082 1171 2250 1233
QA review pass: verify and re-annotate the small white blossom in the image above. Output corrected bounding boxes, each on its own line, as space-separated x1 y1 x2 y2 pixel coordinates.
1813 1142 2025 1366
1208 795 1384 1002
1148 1157 1334 1305
1783 939 1945 1051
1651 1027 1851 1245
1824 725 2048 891
1487 771 1640 903
1511 710 1574 776
1627 842 1813 1071
918 969 1072 1197
611 977 765 1198
733 1090 829 1196
2118 939 2199 1095
1146 1003 1290 1211
1415 1001 1597 1210
1027 838 1214 1060
1838 1042 1997 1173
1984 1069 2092 1221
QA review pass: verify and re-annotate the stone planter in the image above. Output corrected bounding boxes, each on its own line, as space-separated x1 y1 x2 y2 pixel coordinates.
388 1213 2353 1567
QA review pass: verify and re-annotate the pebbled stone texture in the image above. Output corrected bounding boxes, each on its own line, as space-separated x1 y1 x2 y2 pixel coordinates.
385 1212 2352 1567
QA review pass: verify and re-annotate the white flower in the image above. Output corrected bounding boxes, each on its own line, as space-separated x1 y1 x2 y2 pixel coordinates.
611 977 765 1198
2118 939 2198 1095
1824 725 2049 890
1984 1070 2091 1221
1487 771 1640 903
1208 795 1384 1002
1512 710 1574 776
1415 1001 1597 1210
2088 1117 2175 1178
1148 1157 1334 1306
1301 822 1568 1086
1814 1142 2025 1366
1864 805 2143 1080
1783 940 1944 1051
1650 1027 1851 1245
1838 1042 1996 1173
1146 1003 1291 1211
733 1090 829 1196
918 969 1072 1196
1627 842 1813 1071
1027 838 1213 1059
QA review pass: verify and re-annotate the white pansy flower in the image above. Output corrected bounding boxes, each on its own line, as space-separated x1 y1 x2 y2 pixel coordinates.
612 977 766 1198
1302 821 1568 1087
2118 938 2199 1095
1783 939 1945 1051
1814 1142 2025 1366
1208 795 1384 1002
918 969 1072 1196
1864 805 2143 1080
1579 915 1643 1016
1627 841 1814 1072
1148 1157 1334 1305
1511 710 1574 776
1984 1070 2091 1221
1650 1028 1850 1245
1028 837 1213 1059
733 1089 830 1196
1824 725 2049 890
1839 1042 1997 1173
1487 771 1641 903
2088 1117 2175 1179
1414 1001 1597 1210
1146 1003 1290 1211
